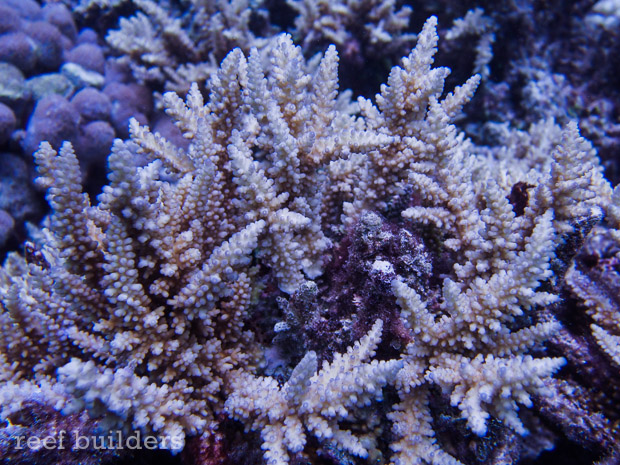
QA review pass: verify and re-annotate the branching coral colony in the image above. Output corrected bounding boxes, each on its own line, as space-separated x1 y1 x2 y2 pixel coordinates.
0 15 617 464
106 0 267 96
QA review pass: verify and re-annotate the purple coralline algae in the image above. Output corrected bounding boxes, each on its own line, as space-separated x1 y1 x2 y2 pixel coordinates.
0 0 155 259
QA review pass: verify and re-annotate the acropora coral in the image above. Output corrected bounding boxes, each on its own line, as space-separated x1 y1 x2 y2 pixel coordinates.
1 2 620 465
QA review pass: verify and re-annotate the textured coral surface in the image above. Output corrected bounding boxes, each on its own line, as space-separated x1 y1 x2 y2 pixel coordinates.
1 2 620 465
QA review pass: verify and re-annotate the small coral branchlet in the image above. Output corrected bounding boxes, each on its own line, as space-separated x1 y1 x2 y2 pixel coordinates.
226 319 402 464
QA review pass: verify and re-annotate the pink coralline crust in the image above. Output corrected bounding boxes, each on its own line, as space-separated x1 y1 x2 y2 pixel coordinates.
182 433 228 465
545 229 620 452
279 211 437 362
324 213 433 349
